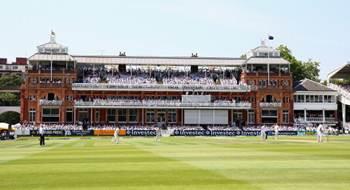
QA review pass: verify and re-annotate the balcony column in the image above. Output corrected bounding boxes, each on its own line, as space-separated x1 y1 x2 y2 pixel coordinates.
246 110 249 126
90 108 93 126
141 109 144 126
342 103 346 127
181 109 184 126
304 109 307 122
322 109 325 123
73 107 76 125
212 110 215 126
198 110 201 126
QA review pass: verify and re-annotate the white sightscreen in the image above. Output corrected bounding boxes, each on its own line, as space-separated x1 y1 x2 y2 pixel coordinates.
184 110 199 124
213 110 228 125
184 110 228 125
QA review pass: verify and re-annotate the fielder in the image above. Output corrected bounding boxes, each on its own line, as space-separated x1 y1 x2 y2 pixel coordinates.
261 125 267 141
274 123 279 140
155 127 161 142
113 127 120 144
316 124 323 143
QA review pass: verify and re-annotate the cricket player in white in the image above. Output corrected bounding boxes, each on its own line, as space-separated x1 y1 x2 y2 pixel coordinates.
274 123 279 140
323 125 329 142
155 127 161 142
113 127 120 144
261 125 267 141
316 124 323 143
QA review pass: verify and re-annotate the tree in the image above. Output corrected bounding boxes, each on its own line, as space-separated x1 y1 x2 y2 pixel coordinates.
277 45 320 82
0 92 19 106
0 111 20 125
0 74 23 90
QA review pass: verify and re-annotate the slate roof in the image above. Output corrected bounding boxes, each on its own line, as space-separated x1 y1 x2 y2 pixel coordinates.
294 79 335 92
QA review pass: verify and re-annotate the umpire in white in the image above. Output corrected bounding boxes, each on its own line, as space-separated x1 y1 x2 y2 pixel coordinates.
39 125 45 146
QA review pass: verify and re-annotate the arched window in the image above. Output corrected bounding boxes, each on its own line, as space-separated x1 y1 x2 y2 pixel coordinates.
262 95 277 102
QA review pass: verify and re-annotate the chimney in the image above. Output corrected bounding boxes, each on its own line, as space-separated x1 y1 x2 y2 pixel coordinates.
16 57 27 65
0 58 7 64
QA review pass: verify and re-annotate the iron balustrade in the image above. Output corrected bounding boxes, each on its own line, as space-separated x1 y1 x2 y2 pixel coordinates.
74 100 252 108
39 99 63 106
72 83 252 92
259 102 282 108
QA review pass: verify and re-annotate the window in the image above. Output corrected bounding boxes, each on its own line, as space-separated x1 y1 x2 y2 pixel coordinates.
305 95 310 103
66 108 73 123
129 109 138 123
65 96 73 101
324 95 334 103
43 108 59 115
107 109 116 123
78 109 89 122
294 95 304 103
31 78 37 84
262 95 277 103
29 95 36 101
248 110 255 124
283 96 289 103
118 109 127 122
42 108 59 122
146 110 155 123
29 108 36 122
48 93 55 100
249 96 256 103
262 110 277 117
66 78 72 84
261 109 277 124
157 112 166 122
233 111 243 121
282 80 289 87
167 110 177 123
283 110 289 123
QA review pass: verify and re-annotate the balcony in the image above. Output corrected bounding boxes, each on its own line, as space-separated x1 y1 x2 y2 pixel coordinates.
295 117 337 123
294 102 337 110
39 99 63 106
243 71 292 77
27 83 72 88
259 102 282 108
72 83 252 92
74 100 252 109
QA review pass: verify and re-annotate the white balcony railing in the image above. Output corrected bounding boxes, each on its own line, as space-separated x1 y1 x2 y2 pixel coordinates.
294 117 337 123
74 100 252 109
294 102 337 110
72 83 252 92
259 102 282 108
39 100 63 106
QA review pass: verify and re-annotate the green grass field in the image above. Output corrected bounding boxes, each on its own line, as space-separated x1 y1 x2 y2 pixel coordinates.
1 136 350 190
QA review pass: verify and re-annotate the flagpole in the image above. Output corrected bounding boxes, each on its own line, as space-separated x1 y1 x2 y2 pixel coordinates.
267 35 274 88
50 50 53 82
50 31 54 82
267 42 270 87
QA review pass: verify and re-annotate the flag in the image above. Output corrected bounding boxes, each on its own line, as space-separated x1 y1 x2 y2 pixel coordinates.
268 35 274 40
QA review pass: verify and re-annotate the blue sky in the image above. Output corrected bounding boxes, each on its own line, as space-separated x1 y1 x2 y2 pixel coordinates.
0 0 349 79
